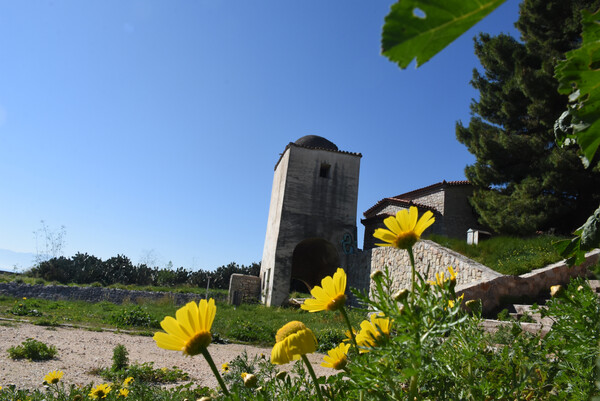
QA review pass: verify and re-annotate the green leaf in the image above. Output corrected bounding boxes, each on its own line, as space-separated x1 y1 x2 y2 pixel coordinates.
554 9 600 164
382 0 507 69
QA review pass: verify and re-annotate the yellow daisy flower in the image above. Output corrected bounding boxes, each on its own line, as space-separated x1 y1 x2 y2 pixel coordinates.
241 372 258 388
373 206 435 249
428 266 457 287
153 299 216 356
122 376 134 387
221 363 229 372
271 321 317 364
448 294 464 308
355 314 392 353
301 268 347 312
118 388 129 397
321 343 350 370
43 370 63 384
89 383 112 399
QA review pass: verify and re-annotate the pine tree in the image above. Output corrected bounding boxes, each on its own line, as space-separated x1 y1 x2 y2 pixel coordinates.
456 0 600 235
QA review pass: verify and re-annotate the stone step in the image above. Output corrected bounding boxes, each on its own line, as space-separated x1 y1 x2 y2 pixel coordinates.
481 319 552 338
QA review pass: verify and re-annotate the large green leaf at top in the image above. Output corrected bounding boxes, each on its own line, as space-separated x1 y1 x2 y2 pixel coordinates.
555 9 600 165
382 0 507 69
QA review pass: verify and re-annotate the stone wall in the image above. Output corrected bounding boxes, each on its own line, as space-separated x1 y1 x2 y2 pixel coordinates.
0 282 216 305
228 274 261 305
457 249 600 316
346 240 501 295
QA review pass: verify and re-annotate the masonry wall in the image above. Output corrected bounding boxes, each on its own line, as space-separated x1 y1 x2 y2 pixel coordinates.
442 186 482 239
0 282 216 305
346 240 502 296
228 274 261 305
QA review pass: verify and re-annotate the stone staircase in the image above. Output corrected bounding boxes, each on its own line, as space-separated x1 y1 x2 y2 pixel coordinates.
481 279 600 337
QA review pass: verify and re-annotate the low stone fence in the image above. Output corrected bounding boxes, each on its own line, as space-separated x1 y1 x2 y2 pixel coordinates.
346 240 502 294
0 282 214 305
457 249 600 316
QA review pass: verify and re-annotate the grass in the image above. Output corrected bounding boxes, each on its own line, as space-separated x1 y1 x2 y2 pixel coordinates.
0 294 364 347
427 234 567 275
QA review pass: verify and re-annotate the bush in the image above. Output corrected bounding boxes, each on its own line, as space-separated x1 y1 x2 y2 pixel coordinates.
7 338 57 361
110 306 159 328
228 319 273 343
112 344 129 371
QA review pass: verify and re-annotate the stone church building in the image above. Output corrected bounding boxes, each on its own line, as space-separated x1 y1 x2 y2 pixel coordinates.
257 135 482 306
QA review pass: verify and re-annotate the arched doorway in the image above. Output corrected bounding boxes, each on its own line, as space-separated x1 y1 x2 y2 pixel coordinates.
291 238 340 293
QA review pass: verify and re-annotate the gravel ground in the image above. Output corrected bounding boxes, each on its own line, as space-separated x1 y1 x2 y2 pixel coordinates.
0 322 331 391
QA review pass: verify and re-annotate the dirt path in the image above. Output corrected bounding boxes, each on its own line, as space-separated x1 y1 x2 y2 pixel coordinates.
0 322 331 391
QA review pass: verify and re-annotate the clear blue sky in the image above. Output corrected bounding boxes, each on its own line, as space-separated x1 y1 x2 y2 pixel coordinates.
0 0 521 272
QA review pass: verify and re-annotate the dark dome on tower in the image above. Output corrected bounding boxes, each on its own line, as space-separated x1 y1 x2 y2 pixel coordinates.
294 135 338 151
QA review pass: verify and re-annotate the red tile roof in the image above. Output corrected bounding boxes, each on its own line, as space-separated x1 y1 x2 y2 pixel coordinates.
363 180 470 217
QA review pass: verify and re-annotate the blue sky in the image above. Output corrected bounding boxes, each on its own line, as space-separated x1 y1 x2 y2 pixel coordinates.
0 0 521 272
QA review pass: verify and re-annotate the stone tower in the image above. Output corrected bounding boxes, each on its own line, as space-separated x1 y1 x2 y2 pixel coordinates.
260 135 361 306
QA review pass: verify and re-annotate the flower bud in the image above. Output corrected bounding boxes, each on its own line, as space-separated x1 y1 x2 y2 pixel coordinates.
198 397 211 401
392 289 409 302
370 270 383 280
276 371 288 381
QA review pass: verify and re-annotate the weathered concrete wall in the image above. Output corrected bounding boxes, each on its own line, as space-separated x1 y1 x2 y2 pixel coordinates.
457 249 599 316
0 282 216 305
228 274 261 305
261 142 361 306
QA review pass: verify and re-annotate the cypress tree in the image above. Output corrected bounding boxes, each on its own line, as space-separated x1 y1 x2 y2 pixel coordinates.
456 0 600 235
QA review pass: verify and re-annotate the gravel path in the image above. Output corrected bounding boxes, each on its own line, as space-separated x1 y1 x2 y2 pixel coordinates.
0 322 331 391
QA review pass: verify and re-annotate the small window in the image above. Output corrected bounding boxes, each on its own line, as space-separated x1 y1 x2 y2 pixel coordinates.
319 163 331 178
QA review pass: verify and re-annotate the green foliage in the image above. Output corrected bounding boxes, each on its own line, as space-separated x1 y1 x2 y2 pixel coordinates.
27 252 260 290
555 9 600 166
428 234 565 274
110 305 160 328
9 298 42 317
111 344 129 371
98 361 189 384
227 319 274 343
455 0 600 235
382 0 506 68
315 328 346 353
7 338 57 361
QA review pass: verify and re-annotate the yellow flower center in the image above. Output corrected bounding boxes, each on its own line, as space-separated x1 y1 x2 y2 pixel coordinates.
276 321 307 343
393 232 418 249
183 331 212 356
326 293 347 311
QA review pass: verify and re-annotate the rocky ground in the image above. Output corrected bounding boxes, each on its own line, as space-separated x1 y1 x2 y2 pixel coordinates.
0 321 331 391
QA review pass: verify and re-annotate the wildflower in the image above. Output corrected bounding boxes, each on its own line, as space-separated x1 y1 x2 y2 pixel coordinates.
153 299 216 356
550 285 564 298
118 388 129 398
122 376 134 387
221 363 229 372
89 383 112 399
241 372 258 388
428 267 457 287
355 314 392 353
276 371 288 380
321 343 350 370
22 297 27 300
373 206 434 249
271 321 317 364
43 370 63 384
448 294 464 308
301 268 347 312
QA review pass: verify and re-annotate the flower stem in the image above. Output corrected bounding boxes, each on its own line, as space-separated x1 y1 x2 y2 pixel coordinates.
407 247 416 298
301 354 324 401
340 306 359 354
200 347 230 396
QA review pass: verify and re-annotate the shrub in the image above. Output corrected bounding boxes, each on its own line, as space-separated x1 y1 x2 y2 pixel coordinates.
7 338 57 361
228 319 273 343
112 344 129 371
110 305 159 328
